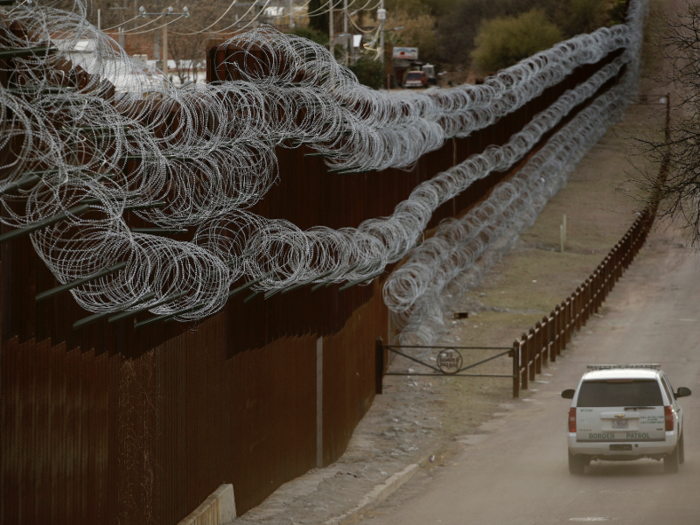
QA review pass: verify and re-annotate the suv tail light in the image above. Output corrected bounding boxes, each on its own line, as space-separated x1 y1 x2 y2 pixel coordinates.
664 406 674 431
569 408 576 432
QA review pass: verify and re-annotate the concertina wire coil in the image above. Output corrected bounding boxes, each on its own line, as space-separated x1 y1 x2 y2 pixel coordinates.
0 0 647 331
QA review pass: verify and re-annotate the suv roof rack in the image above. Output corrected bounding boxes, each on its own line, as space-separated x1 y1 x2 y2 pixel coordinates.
587 364 660 371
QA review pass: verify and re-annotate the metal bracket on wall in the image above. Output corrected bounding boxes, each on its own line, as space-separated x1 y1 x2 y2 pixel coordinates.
36 262 127 303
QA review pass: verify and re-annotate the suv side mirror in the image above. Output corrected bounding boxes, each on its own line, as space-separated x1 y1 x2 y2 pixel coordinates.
561 389 575 399
676 387 692 398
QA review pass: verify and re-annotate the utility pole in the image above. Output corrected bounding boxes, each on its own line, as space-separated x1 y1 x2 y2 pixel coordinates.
289 0 294 28
343 0 348 34
329 0 334 53
252 0 260 29
378 1 386 68
139 5 190 77
343 0 348 63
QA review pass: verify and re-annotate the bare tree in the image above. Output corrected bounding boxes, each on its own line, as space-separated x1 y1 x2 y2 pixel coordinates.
166 1 222 84
637 2 700 244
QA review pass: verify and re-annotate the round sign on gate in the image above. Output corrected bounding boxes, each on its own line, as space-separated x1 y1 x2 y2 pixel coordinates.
436 348 463 374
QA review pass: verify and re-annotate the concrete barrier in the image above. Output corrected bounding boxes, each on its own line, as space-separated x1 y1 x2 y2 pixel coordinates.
178 484 237 525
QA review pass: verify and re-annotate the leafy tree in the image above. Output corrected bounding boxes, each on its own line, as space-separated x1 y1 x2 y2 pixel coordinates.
384 0 456 19
607 0 628 26
471 9 563 74
348 55 384 89
436 0 617 71
307 0 330 37
557 0 610 37
387 12 438 65
436 0 554 68
288 26 329 47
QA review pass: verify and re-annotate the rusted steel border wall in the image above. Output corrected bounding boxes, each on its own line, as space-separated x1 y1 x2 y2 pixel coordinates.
1 287 386 525
1 30 627 525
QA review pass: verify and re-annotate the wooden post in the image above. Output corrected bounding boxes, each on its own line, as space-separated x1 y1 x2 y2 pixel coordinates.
512 340 520 398
550 311 558 362
582 278 590 326
564 299 572 347
520 334 529 391
574 288 582 331
542 316 553 368
593 269 601 312
535 322 544 374
528 329 536 382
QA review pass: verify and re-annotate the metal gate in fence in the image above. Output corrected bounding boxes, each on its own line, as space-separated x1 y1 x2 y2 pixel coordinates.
374 339 514 395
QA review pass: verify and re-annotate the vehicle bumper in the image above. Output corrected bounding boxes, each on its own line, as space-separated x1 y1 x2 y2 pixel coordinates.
568 432 677 457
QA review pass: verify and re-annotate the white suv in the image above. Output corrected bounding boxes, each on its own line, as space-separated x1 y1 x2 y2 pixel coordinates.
561 364 691 475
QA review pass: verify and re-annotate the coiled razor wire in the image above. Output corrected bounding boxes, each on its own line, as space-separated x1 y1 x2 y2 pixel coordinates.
0 0 647 324
390 82 635 344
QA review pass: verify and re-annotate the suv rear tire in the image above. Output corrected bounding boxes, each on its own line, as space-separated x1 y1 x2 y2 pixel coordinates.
568 451 586 475
664 443 680 473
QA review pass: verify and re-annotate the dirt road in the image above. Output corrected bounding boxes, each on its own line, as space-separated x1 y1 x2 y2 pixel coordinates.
360 233 700 524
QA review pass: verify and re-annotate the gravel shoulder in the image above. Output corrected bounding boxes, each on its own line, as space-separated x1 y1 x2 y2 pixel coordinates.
233 15 672 525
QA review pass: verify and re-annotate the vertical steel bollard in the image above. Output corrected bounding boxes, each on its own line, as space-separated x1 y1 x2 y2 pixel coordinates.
583 278 591 325
534 321 544 374
593 268 601 312
375 337 384 394
614 243 622 282
564 299 572 347
512 340 520 398
575 287 582 332
528 329 536 382
520 334 529 391
543 316 551 364
553 307 561 360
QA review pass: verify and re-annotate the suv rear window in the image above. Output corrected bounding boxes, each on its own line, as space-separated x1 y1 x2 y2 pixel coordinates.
577 379 663 407
406 72 422 80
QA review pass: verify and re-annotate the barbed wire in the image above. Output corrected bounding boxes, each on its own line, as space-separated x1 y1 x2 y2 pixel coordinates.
0 0 647 324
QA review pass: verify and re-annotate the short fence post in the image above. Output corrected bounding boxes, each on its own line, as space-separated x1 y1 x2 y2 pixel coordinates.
553 307 561 359
512 340 520 398
601 263 607 303
535 322 543 375
611 246 618 285
542 314 557 362
623 233 632 269
564 299 572 347
583 278 591 325
375 337 384 394
572 287 581 332
574 288 582 332
520 333 529 391
609 252 616 292
528 329 536 382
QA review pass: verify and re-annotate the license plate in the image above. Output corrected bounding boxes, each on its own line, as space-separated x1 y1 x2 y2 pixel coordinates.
612 420 629 429
610 444 632 451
